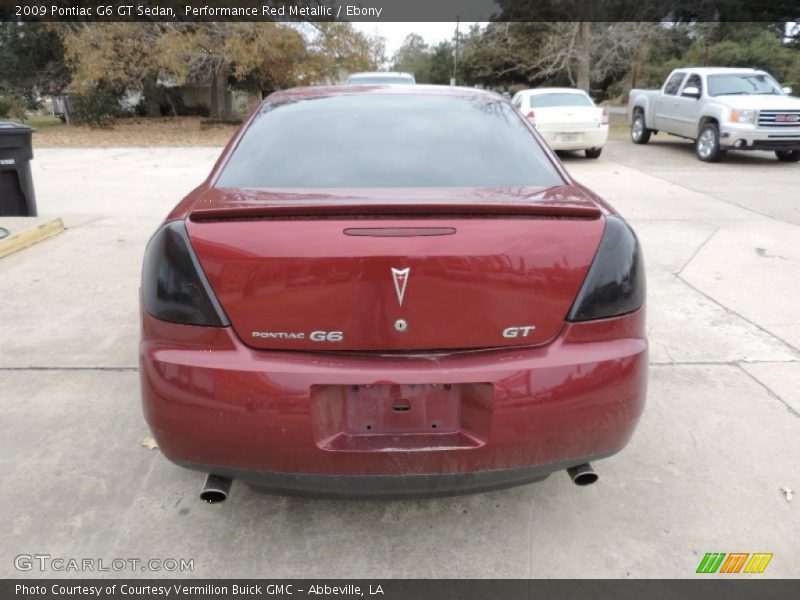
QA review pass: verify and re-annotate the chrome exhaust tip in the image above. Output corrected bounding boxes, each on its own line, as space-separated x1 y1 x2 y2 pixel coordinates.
566 463 598 486
200 474 232 503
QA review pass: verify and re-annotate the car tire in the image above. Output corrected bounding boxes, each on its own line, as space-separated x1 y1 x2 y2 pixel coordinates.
631 113 651 144
696 123 726 162
585 148 602 159
775 150 800 162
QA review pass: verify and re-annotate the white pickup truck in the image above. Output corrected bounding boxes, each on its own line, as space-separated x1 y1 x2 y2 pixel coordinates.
627 67 800 162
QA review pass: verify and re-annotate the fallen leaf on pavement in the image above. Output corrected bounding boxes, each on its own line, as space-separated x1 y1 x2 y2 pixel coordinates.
141 436 158 450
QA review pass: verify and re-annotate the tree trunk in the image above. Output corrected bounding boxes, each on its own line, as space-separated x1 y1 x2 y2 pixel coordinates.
143 78 161 118
576 21 590 92
209 64 230 119
630 36 648 91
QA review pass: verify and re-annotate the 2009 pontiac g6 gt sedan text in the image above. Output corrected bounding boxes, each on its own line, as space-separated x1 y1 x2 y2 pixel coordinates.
140 85 647 501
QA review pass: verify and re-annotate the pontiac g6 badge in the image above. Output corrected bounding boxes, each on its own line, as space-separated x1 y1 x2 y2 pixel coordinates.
391 267 410 306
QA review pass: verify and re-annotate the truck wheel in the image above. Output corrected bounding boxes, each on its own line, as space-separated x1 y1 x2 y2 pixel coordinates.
696 123 726 162
775 150 800 162
585 148 602 159
631 113 651 144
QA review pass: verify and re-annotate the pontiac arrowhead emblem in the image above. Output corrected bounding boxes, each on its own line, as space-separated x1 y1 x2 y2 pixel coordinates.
391 267 410 306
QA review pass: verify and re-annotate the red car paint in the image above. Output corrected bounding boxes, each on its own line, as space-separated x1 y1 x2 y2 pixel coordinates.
141 309 646 474
186 188 606 352
140 85 647 497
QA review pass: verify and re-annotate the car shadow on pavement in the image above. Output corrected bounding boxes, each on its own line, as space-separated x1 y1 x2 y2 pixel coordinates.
625 139 785 165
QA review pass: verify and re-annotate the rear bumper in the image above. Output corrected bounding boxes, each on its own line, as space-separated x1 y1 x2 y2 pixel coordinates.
176 455 612 499
538 127 608 151
140 309 647 494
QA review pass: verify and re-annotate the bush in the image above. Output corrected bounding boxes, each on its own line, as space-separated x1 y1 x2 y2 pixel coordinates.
133 97 149 118
69 88 120 127
782 82 800 96
0 96 10 118
160 87 210 117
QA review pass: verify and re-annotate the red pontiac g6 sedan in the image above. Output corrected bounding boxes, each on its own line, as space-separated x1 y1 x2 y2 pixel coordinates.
140 85 647 502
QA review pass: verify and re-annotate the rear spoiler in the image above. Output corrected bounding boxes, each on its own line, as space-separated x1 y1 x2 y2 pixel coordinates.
189 203 603 221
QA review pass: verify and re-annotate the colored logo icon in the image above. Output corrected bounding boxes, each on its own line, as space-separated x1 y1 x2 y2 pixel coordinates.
696 552 773 574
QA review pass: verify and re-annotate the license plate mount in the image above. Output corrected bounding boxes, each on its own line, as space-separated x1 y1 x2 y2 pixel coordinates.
310 383 493 451
345 383 460 434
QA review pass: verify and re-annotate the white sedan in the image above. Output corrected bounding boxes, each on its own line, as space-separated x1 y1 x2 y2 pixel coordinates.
346 72 416 85
511 88 608 158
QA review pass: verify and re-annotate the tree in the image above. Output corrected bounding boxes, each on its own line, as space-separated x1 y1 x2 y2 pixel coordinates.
392 33 432 81
427 41 455 84
159 23 381 115
689 24 800 85
460 22 656 96
301 22 384 84
64 23 167 116
459 23 528 87
0 23 69 119
175 23 308 103
65 23 306 118
390 34 455 84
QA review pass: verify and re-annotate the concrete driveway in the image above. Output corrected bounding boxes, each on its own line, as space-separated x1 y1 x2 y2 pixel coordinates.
1 139 798 578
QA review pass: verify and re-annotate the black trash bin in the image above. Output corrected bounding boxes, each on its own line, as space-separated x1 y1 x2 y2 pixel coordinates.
0 122 37 217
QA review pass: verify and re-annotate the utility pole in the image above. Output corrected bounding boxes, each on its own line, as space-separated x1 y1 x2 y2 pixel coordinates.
452 16 460 86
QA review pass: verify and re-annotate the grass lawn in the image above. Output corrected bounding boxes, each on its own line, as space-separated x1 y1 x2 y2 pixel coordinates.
10 116 240 148
9 112 632 148
608 112 630 141
16 115 64 129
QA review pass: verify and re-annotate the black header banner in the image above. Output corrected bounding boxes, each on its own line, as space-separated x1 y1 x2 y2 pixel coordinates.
1 0 800 22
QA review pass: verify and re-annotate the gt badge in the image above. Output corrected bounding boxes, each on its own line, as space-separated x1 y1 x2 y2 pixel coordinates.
502 325 536 338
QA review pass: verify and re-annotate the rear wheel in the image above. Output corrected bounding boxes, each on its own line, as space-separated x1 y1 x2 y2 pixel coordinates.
696 123 726 162
775 150 800 162
585 148 602 159
631 112 651 144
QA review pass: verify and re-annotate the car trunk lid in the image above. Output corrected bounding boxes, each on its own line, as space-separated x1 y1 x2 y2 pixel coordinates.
186 186 606 352
533 106 603 131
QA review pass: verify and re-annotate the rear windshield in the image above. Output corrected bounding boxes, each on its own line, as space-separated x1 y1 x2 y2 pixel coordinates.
216 94 563 188
347 76 414 85
531 93 594 108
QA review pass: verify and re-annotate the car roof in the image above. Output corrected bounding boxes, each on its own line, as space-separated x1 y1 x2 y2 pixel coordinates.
347 72 415 79
519 88 591 96
671 67 767 76
266 85 503 105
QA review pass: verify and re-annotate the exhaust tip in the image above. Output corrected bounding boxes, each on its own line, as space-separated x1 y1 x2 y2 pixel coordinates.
566 463 598 486
200 474 232 503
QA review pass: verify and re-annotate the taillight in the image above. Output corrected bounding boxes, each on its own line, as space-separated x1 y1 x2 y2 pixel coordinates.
601 108 609 125
567 216 645 321
526 110 536 123
141 220 229 327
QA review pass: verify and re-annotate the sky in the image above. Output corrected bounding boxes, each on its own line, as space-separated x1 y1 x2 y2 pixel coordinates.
352 22 479 60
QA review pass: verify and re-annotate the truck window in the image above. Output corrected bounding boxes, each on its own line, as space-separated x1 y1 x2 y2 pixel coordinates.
664 72 686 96
683 74 702 95
707 73 783 96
